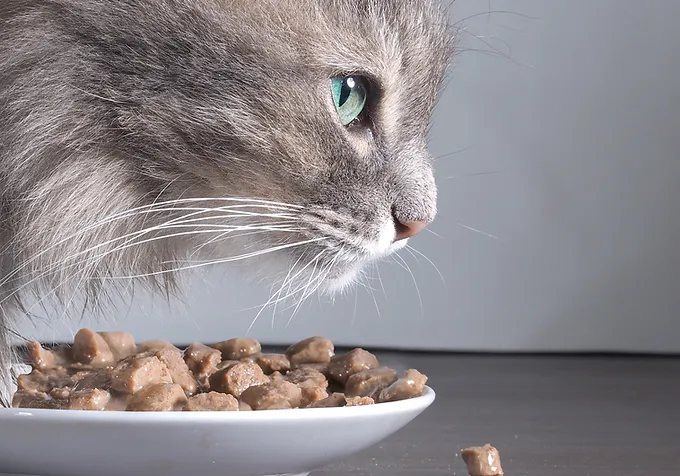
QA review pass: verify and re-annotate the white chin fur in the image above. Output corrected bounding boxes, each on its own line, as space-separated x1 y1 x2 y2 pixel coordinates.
321 221 409 295
322 266 362 295
234 218 407 298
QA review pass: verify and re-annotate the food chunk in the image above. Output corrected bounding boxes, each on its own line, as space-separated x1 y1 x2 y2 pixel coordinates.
184 392 239 411
71 367 114 391
110 354 172 394
300 386 329 407
12 390 66 409
26 341 62 370
98 332 136 359
346 396 375 406
184 342 222 383
285 367 328 389
255 353 291 375
461 444 504 476
211 338 261 360
16 368 72 393
327 348 379 384
286 336 334 366
376 369 428 402
209 362 268 398
69 388 111 411
344 367 398 398
126 383 188 411
239 380 301 410
308 392 347 408
154 348 198 395
136 340 178 352
73 328 114 365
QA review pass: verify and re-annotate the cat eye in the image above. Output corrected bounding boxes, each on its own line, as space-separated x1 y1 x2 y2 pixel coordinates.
331 76 368 127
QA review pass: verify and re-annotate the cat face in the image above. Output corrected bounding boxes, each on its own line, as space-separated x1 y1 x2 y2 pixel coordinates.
134 0 452 292
0 0 453 306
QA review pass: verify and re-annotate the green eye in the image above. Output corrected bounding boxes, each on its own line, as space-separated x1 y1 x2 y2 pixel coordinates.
331 76 368 126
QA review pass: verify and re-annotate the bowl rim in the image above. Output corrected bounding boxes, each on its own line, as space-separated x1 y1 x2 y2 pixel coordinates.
0 386 435 423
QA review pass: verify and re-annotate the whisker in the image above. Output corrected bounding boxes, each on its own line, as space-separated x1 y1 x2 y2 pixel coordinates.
433 146 472 161
425 228 444 239
114 178 181 314
374 263 387 299
350 286 359 328
33 216 298 277
393 252 424 320
1 223 304 308
0 199 303 289
457 223 499 240
445 171 503 179
271 254 306 330
365 271 382 323
190 225 304 259
406 245 447 290
112 237 327 280
283 255 336 326
285 258 322 327
246 250 323 333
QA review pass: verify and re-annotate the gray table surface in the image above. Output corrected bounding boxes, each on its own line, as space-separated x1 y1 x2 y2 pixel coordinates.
316 352 680 476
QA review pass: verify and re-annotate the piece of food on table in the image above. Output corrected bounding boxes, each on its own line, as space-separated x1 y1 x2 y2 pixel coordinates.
461 444 504 476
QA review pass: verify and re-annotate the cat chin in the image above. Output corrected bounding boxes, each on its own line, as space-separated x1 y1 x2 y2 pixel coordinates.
321 264 362 296
230 233 410 300
319 239 409 296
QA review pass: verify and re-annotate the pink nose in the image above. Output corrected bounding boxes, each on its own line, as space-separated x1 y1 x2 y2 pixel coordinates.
393 219 428 242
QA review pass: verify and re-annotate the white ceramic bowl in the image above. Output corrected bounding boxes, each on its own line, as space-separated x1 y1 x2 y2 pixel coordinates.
0 386 435 476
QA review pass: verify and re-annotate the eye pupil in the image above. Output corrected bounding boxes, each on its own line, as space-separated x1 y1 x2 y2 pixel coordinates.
331 75 368 127
338 80 352 107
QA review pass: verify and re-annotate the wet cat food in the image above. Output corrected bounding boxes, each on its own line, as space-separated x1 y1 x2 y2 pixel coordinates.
461 444 504 476
11 329 428 412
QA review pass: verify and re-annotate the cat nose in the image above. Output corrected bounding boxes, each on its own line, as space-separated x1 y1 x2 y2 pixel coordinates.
393 217 428 242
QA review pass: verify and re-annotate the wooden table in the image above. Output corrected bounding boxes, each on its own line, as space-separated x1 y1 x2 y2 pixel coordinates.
317 352 680 475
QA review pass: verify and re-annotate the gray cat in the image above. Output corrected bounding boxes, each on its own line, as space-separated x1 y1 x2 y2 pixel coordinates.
0 0 453 401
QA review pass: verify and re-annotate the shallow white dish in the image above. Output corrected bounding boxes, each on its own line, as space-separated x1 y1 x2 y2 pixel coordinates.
0 386 434 476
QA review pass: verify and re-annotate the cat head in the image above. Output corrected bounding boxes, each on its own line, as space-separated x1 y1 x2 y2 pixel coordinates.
0 0 454 308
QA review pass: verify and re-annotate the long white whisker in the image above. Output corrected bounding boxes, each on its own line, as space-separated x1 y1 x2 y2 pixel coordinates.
284 251 339 324
111 238 327 280
34 217 299 280
1 224 304 308
21 235 323 319
350 287 359 328
247 250 323 333
393 252 424 319
1 200 302 289
270 253 308 328
190 225 304 259
285 260 320 328
457 222 499 240
365 271 382 322
406 245 447 289
374 263 387 299
425 228 444 239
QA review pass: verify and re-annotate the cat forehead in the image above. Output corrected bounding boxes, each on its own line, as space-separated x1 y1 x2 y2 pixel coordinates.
226 0 452 67
220 0 453 140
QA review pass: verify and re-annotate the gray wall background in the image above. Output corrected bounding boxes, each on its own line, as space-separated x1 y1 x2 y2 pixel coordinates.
14 0 680 353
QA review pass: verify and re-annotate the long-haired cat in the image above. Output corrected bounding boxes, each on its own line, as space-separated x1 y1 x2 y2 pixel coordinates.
0 0 453 401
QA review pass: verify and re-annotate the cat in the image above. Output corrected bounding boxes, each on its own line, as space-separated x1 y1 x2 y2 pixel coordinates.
0 0 453 402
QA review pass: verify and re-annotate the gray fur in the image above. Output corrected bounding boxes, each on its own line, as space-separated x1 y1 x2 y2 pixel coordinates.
0 0 453 399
